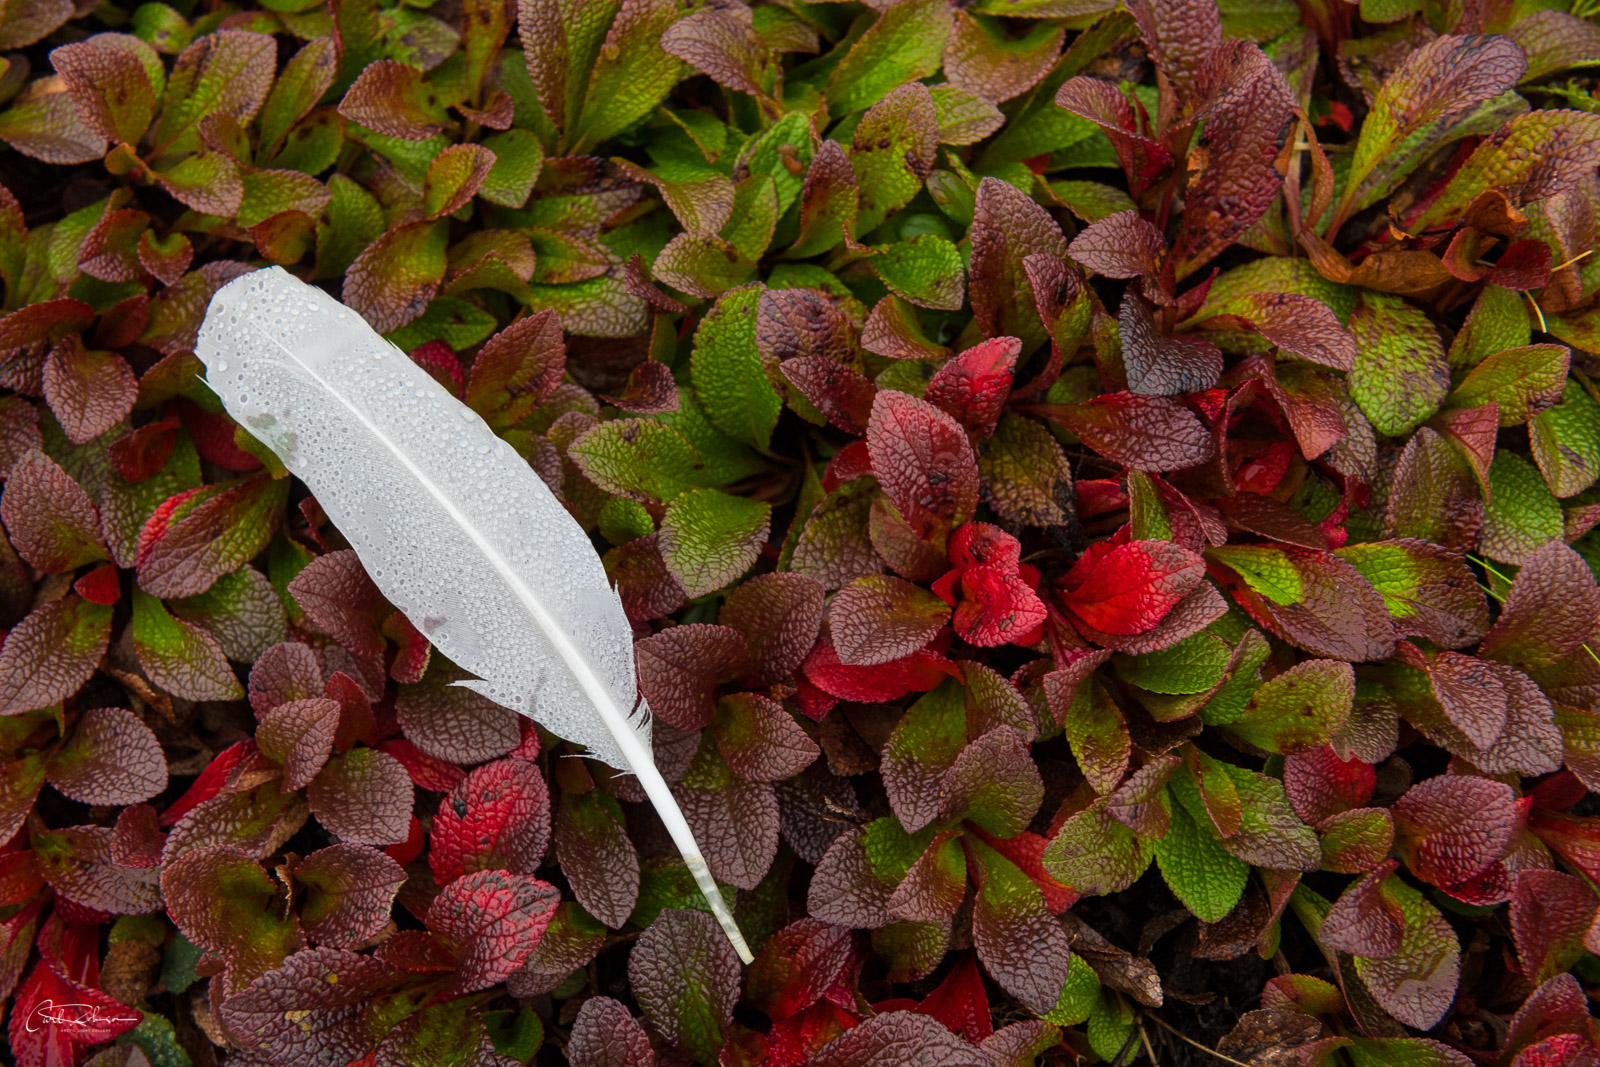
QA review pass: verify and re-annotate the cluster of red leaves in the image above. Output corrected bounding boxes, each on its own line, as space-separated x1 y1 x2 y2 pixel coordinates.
2 0 1600 1066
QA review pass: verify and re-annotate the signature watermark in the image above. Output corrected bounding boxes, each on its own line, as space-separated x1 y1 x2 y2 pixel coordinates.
26 1000 142 1034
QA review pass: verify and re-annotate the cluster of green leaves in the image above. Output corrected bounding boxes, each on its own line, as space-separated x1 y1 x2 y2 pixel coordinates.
3 0 1600 1065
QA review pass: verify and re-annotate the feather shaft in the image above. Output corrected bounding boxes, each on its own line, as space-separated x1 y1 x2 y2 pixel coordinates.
197 267 751 963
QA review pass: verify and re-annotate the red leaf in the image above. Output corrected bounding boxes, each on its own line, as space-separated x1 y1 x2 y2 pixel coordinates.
747 917 857 1021
9 960 141 1066
377 738 464 792
427 869 560 994
914 954 994 1042
951 566 1047 647
160 741 251 826
924 337 1020 437
802 635 960 703
108 418 181 483
1056 538 1204 636
429 758 550 885
867 390 980 540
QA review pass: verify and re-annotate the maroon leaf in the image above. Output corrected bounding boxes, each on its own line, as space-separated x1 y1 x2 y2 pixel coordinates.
0 449 105 572
1393 775 1517 888
678 737 780 890
569 996 657 1067
1032 392 1216 471
969 177 1069 353
465 310 566 430
1320 862 1403 958
747 917 856 1021
138 473 287 599
831 574 951 666
1169 42 1297 278
42 337 137 446
256 698 339 791
1067 210 1166 281
248 641 323 717
293 843 405 949
394 670 521 764
718 572 824 686
635 623 750 730
713 692 819 782
220 947 400 1065
782 356 877 435
1120 291 1223 396
0 595 113 715
46 706 166 806
867 390 980 540
629 909 743 1064
428 868 560 994
1479 539 1600 671
429 758 550 885
1512 870 1598 985
809 1010 988 1067
308 748 414 846
554 789 639 928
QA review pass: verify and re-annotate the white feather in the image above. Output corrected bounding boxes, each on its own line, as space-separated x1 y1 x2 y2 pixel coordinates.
196 266 751 963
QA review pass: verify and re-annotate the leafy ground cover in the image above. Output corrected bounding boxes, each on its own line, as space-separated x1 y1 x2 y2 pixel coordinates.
1 0 1600 1064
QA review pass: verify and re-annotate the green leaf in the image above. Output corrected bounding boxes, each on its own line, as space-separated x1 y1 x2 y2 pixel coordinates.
850 83 938 235
167 565 287 664
659 488 770 598
1115 629 1232 695
689 286 781 450
826 0 953 116
870 234 964 311
1044 955 1102 1027
1224 659 1354 754
478 129 545 208
1446 344 1569 426
653 233 757 299
1531 380 1600 498
1415 109 1600 231
1347 292 1449 437
570 0 683 153
1339 35 1526 221
569 419 707 504
1481 451 1564 565
258 37 337 156
151 29 278 156
1153 791 1249 922
881 681 969 832
130 589 245 701
1208 545 1303 605
741 112 814 217
1062 678 1130 795
1041 798 1150 897
1448 284 1529 370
